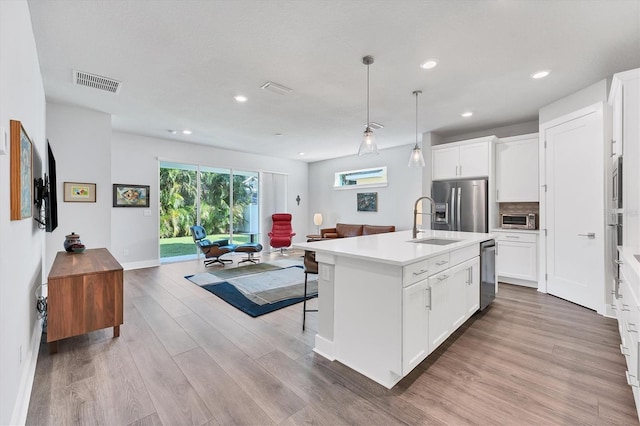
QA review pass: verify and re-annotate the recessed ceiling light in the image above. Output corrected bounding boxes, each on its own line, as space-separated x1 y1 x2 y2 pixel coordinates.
182 129 192 135
298 152 305 156
420 59 439 69
461 111 473 118
167 130 177 134
531 70 550 79
234 95 248 102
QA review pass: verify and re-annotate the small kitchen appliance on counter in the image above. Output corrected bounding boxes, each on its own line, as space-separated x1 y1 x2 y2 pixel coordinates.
500 213 536 230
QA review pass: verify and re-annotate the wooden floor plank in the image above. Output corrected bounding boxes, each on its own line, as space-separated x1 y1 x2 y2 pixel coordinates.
174 346 273 425
176 312 306 423
27 258 639 426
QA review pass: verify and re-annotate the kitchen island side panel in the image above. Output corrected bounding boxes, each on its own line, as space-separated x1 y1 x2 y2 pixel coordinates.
334 256 404 388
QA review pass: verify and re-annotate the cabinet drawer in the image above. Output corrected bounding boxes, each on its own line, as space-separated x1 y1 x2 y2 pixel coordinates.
450 244 479 266
493 232 537 244
403 253 450 287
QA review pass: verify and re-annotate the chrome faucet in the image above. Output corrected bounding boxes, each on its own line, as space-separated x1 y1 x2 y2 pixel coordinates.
413 196 436 239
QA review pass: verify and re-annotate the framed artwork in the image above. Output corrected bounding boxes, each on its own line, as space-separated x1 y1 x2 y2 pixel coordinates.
113 183 150 207
357 192 377 212
10 120 32 220
63 182 96 202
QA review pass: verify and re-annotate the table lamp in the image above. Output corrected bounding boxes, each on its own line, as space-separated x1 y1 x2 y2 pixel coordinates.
313 213 323 234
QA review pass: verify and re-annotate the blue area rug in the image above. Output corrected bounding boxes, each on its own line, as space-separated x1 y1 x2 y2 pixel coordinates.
185 262 317 318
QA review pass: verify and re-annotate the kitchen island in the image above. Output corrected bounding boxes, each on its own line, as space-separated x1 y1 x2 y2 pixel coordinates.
294 229 494 388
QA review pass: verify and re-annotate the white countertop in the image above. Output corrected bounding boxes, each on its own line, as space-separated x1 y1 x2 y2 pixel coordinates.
293 229 493 266
619 245 640 279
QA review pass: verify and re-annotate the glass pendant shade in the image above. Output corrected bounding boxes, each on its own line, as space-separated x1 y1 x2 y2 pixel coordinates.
358 127 378 156
358 56 379 156
408 90 425 167
408 144 425 167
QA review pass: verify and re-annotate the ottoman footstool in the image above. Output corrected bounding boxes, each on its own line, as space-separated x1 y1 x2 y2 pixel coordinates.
236 243 263 265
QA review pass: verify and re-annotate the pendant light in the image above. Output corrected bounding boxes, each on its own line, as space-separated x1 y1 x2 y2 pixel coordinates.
358 55 379 156
408 90 426 167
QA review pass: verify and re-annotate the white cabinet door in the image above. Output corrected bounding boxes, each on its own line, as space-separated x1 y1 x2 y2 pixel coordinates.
402 279 429 373
496 240 537 281
465 257 480 318
496 135 539 202
610 82 623 159
459 142 489 178
432 146 459 180
428 272 451 352
494 231 538 282
449 262 469 329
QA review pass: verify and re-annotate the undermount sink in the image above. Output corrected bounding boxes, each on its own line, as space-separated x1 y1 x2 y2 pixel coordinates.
411 238 461 246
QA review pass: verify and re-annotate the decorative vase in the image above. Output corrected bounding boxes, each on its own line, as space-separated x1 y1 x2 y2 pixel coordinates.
64 232 85 253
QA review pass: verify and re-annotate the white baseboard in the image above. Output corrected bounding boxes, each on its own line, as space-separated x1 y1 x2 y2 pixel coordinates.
120 259 161 271
10 319 43 426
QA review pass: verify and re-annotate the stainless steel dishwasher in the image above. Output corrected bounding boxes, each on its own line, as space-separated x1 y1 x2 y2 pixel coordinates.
480 239 496 310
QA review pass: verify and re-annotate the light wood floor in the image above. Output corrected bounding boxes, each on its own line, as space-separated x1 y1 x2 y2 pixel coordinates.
27 250 639 425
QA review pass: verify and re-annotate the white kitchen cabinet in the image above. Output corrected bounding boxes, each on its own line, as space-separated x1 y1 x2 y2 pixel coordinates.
465 257 480 318
427 256 480 352
495 134 539 202
428 269 452 350
402 279 429 373
615 247 640 420
432 136 494 181
609 69 640 249
493 230 538 287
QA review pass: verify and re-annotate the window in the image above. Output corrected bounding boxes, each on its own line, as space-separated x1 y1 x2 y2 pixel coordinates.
334 166 387 190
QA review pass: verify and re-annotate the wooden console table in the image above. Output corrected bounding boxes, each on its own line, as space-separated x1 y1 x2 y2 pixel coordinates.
47 248 123 353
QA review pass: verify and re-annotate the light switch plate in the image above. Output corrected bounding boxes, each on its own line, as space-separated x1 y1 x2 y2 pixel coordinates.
0 127 7 155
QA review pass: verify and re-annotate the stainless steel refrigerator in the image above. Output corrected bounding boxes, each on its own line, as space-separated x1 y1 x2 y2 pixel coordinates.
431 178 488 233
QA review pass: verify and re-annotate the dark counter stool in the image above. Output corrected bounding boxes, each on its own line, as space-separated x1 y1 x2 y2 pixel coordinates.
236 243 263 265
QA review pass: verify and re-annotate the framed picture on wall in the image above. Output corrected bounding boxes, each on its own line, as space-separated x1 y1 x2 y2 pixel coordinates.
113 183 150 207
63 182 96 202
10 120 33 220
357 192 377 212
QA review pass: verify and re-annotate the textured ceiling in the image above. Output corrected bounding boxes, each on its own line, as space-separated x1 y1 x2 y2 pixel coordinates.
28 0 640 162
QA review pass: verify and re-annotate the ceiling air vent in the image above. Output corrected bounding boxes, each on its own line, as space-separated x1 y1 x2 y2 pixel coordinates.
260 81 293 95
73 70 121 94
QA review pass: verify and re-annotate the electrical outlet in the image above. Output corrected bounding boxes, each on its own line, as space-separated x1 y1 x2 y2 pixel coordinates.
123 249 129 256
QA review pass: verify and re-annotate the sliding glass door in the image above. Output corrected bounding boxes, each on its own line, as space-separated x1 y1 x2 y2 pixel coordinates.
159 161 260 262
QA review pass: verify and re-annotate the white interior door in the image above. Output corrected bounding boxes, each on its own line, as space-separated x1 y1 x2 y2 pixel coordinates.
544 106 604 311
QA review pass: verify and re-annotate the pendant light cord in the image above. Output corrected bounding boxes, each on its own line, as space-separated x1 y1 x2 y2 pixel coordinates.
415 91 418 147
366 62 370 130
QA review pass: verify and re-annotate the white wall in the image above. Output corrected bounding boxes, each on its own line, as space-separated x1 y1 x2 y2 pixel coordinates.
539 81 609 125
111 132 309 267
0 1 47 424
308 144 422 232
437 120 539 145
45 103 112 274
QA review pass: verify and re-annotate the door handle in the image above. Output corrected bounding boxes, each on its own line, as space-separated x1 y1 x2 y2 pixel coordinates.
456 188 461 230
578 233 595 239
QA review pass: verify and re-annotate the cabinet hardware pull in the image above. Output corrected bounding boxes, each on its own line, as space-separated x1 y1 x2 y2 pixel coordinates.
437 274 449 281
505 235 520 239
611 303 617 310
426 288 432 310
626 371 638 387
622 304 631 311
628 322 638 333
413 269 429 276
467 267 472 285
435 260 448 266
615 259 624 265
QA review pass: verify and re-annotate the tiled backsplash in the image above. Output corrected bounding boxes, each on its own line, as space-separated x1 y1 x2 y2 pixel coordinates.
499 202 539 216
